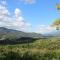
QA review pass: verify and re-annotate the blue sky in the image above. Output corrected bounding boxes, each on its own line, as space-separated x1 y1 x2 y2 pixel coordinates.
0 0 60 33
7 0 59 25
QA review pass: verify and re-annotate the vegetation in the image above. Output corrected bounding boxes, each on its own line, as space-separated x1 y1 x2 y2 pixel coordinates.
52 18 60 30
56 4 60 10
0 37 60 60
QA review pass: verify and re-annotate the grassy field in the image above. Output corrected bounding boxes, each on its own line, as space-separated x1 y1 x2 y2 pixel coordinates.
0 37 60 60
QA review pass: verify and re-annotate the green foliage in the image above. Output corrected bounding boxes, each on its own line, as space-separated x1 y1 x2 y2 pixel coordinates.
52 18 60 30
56 4 60 10
0 37 60 60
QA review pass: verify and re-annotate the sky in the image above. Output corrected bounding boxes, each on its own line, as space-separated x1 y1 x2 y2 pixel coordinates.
0 0 60 34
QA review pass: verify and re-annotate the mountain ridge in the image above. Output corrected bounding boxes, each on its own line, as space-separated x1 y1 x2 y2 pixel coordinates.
44 30 60 37
0 27 44 39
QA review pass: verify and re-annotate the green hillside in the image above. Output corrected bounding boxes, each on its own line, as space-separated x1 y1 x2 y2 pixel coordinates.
0 37 60 60
0 27 43 39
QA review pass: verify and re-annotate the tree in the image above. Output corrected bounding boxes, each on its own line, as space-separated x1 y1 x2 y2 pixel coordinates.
52 18 60 30
56 4 60 10
53 3 60 30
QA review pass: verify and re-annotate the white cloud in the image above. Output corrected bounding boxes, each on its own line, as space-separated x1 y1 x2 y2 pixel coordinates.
0 0 7 6
0 0 31 32
15 8 22 17
35 25 56 34
0 2 10 22
0 0 56 33
20 0 36 4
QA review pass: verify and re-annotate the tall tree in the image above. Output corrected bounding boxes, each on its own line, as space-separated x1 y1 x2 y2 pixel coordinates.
52 18 60 30
56 4 60 10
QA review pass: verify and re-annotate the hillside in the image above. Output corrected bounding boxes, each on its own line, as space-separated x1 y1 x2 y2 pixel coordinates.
0 27 44 44
0 27 44 38
0 37 60 60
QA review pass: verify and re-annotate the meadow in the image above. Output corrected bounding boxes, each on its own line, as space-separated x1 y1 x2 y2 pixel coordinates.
0 37 60 60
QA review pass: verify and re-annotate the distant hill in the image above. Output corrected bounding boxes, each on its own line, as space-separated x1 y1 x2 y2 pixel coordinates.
44 30 60 37
0 27 45 44
0 27 44 39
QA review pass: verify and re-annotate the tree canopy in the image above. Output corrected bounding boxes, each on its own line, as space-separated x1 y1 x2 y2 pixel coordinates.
52 18 60 30
56 4 60 10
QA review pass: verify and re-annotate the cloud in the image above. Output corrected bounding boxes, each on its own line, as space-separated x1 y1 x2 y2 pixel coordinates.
35 25 56 34
0 0 7 6
0 0 56 33
0 1 10 21
20 0 36 4
0 0 31 32
15 8 22 17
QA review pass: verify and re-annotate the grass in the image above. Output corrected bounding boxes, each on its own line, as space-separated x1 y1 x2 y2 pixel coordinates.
0 37 60 60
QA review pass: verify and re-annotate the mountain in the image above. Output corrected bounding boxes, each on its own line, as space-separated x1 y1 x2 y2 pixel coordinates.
0 27 44 39
44 30 60 37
